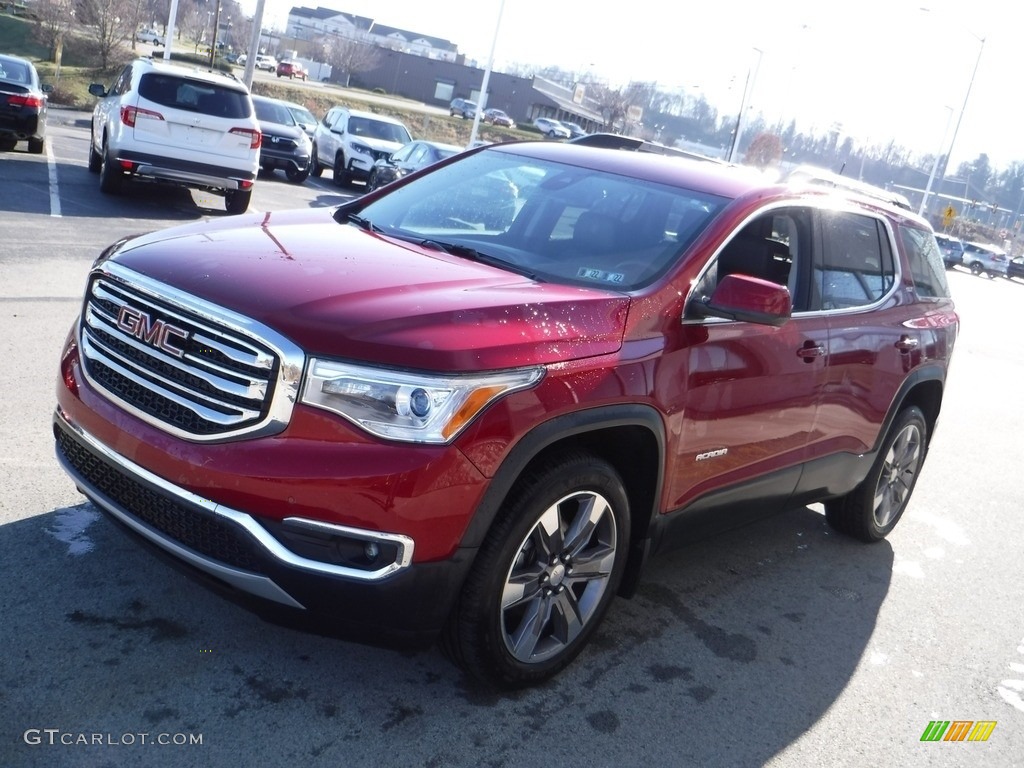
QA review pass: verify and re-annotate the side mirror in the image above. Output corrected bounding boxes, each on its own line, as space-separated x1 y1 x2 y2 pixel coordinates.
88 83 107 98
692 273 792 327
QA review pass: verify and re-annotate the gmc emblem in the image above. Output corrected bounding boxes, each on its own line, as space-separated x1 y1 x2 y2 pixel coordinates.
116 305 189 358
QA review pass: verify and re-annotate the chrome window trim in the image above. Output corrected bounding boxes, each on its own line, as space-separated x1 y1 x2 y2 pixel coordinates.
682 198 906 324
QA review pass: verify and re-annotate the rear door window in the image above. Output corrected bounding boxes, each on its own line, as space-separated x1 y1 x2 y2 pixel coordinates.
816 212 896 309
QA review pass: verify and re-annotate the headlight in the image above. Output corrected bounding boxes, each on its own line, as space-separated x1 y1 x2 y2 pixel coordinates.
301 359 543 444
350 141 372 156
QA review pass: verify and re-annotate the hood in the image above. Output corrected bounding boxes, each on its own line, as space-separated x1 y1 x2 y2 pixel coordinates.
107 209 630 371
258 120 307 143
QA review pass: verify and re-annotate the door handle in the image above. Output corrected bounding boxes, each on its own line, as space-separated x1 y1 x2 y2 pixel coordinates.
895 336 919 352
797 342 826 361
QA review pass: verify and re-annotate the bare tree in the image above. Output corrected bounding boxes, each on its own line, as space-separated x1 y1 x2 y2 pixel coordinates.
78 0 137 68
317 36 380 87
745 132 783 170
33 0 77 63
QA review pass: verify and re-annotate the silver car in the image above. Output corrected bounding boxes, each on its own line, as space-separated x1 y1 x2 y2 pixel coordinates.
961 241 1008 277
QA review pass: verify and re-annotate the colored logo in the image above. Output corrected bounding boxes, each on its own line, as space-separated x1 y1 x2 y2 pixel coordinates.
920 721 997 742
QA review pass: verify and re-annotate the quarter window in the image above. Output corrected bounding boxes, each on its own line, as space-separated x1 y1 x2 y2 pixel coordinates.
901 227 950 299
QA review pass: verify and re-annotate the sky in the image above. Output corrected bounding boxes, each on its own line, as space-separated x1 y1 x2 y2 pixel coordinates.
243 0 1020 173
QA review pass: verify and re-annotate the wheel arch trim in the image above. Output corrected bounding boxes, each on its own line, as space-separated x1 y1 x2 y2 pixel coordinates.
459 404 666 592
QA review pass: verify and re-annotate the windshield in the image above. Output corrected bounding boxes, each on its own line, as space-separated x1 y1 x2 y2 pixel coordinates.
348 116 412 144
351 149 727 289
254 99 295 126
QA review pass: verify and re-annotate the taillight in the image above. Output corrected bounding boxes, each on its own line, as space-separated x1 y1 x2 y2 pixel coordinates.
230 127 262 149
7 93 45 108
120 105 164 127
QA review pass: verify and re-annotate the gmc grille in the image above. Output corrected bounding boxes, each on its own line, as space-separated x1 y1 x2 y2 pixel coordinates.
79 266 303 441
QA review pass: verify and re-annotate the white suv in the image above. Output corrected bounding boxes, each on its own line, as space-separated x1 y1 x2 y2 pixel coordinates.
311 107 411 187
87 58 261 214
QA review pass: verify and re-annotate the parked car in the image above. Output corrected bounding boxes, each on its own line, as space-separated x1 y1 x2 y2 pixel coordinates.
961 241 1008 277
87 57 260 214
533 117 570 139
449 98 477 119
933 232 964 269
254 54 277 72
54 140 958 689
283 101 318 138
560 121 588 139
0 52 50 154
1007 256 1024 281
251 94 312 183
482 108 515 128
135 28 163 45
366 139 461 191
276 60 307 80
311 106 412 187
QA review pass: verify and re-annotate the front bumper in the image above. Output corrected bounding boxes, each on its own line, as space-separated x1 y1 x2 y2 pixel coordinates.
54 409 473 642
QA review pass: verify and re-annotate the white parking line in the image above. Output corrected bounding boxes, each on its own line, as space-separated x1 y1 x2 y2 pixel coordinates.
46 140 61 217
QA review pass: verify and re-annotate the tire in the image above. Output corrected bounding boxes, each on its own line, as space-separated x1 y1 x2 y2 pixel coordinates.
970 262 984 276
309 148 322 178
98 141 122 194
88 133 101 173
0 138 17 151
824 406 928 542
442 452 630 688
366 169 378 192
332 152 349 187
285 165 309 184
28 136 44 154
224 189 252 215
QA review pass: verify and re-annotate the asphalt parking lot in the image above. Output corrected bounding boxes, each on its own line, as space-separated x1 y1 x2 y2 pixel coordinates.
1 120 1022 767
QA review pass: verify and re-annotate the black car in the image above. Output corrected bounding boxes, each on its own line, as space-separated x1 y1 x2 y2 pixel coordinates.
366 140 462 192
0 53 50 154
1008 256 1024 281
251 94 312 183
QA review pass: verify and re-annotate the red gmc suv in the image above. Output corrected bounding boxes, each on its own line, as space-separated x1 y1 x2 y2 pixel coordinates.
54 142 958 688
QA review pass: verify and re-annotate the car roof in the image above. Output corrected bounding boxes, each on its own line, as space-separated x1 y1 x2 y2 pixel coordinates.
339 107 407 124
136 57 248 90
485 141 929 222
783 165 912 210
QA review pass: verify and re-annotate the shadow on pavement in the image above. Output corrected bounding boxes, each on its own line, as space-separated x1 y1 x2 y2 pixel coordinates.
0 499 891 767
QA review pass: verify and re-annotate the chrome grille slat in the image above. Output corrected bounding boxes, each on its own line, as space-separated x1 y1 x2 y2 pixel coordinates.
79 265 304 441
83 333 260 425
92 282 274 371
85 305 268 401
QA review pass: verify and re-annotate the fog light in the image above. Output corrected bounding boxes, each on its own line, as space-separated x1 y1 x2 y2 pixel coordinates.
364 541 380 562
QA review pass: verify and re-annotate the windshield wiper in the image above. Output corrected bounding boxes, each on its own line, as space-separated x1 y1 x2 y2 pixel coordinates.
418 239 540 281
346 213 382 233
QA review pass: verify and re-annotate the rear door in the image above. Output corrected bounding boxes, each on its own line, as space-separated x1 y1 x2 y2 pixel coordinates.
811 209 909 457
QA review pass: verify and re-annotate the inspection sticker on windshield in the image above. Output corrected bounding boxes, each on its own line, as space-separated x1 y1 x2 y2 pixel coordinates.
577 267 625 283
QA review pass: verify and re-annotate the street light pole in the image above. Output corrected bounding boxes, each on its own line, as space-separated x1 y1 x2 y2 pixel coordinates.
727 48 762 164
469 0 507 147
917 105 953 216
919 8 985 213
